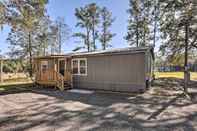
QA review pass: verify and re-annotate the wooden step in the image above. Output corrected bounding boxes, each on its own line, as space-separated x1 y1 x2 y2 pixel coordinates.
64 81 71 89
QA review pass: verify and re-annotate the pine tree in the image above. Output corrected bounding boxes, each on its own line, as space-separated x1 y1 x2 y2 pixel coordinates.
0 1 6 30
48 24 59 55
159 0 197 59
2 0 48 77
55 17 70 54
99 7 116 50
74 3 100 52
125 0 141 47
152 0 160 47
159 0 197 92
74 6 92 51
88 3 100 50
141 0 153 46
35 16 52 56
126 0 154 47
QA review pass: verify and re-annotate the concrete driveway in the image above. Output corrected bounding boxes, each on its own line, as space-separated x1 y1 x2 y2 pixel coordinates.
0 79 197 131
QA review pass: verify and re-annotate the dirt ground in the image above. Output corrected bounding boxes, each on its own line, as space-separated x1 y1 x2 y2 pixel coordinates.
0 78 197 131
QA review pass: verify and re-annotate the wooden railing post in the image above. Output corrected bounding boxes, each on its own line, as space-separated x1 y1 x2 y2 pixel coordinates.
52 70 65 91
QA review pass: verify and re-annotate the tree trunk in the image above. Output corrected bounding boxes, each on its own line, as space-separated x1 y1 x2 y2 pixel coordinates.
0 59 3 83
136 16 139 47
153 0 157 47
44 47 46 56
92 16 96 50
43 41 46 56
28 32 33 78
103 23 107 50
87 28 90 52
143 18 146 46
184 22 189 93
103 35 106 50
58 23 62 54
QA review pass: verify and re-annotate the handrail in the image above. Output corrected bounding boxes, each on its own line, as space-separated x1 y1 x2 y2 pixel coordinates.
37 68 67 91
64 71 71 82
40 69 54 81
53 70 64 91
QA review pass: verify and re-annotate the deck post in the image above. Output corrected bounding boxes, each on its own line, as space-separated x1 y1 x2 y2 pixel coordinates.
0 59 3 83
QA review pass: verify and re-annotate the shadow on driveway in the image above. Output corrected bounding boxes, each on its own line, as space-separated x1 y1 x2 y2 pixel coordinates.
0 78 197 131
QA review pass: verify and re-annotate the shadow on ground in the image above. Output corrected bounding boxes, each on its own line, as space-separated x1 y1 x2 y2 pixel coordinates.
0 78 197 131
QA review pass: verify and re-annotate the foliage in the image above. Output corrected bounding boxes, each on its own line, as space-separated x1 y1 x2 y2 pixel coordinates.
3 60 26 73
74 3 115 52
125 0 154 47
73 3 98 51
99 7 116 50
88 3 100 50
55 17 70 54
1 0 48 77
0 1 6 30
35 16 51 56
159 0 197 58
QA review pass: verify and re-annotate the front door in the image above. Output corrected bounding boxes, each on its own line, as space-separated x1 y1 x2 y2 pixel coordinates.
58 59 66 76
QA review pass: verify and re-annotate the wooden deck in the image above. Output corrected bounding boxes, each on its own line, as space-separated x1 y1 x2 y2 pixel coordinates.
35 69 72 90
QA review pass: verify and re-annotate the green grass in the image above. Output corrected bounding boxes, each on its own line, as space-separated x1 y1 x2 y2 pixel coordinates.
0 77 33 93
155 72 197 81
0 83 33 94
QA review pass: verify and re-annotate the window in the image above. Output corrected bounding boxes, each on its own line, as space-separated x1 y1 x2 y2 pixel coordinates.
72 58 87 75
72 60 78 74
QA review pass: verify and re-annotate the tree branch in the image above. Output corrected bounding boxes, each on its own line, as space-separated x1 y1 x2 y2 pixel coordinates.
191 36 197 48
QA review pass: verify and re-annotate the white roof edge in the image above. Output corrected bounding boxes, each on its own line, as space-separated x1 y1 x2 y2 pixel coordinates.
71 46 154 56
33 46 154 59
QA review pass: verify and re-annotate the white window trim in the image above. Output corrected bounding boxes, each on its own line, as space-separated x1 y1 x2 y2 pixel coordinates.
71 58 87 76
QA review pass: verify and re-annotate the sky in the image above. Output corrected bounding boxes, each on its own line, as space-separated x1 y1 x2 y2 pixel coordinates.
0 0 159 55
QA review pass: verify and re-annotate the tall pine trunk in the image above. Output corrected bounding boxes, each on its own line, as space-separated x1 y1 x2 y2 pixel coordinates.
58 24 62 54
28 32 33 78
0 59 3 83
136 16 139 47
92 16 96 50
143 18 146 46
86 27 90 52
184 21 189 93
103 21 107 50
103 30 106 50
43 47 46 56
153 6 157 47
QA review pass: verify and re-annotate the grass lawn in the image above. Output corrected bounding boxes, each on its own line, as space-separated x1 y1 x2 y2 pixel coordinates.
155 72 197 81
0 77 33 93
0 82 33 92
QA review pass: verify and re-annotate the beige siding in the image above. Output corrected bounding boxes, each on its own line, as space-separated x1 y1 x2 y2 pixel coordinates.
73 52 146 92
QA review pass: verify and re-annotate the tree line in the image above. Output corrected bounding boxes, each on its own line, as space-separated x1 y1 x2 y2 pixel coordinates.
0 0 197 81
126 0 197 57
0 1 116 76
126 0 197 92
73 3 115 51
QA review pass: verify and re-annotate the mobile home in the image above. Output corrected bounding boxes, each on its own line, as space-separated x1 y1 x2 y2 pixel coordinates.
33 46 154 92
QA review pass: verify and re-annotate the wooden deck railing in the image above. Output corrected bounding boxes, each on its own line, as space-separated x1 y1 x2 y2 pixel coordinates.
35 69 65 91
64 72 71 83
53 70 65 91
